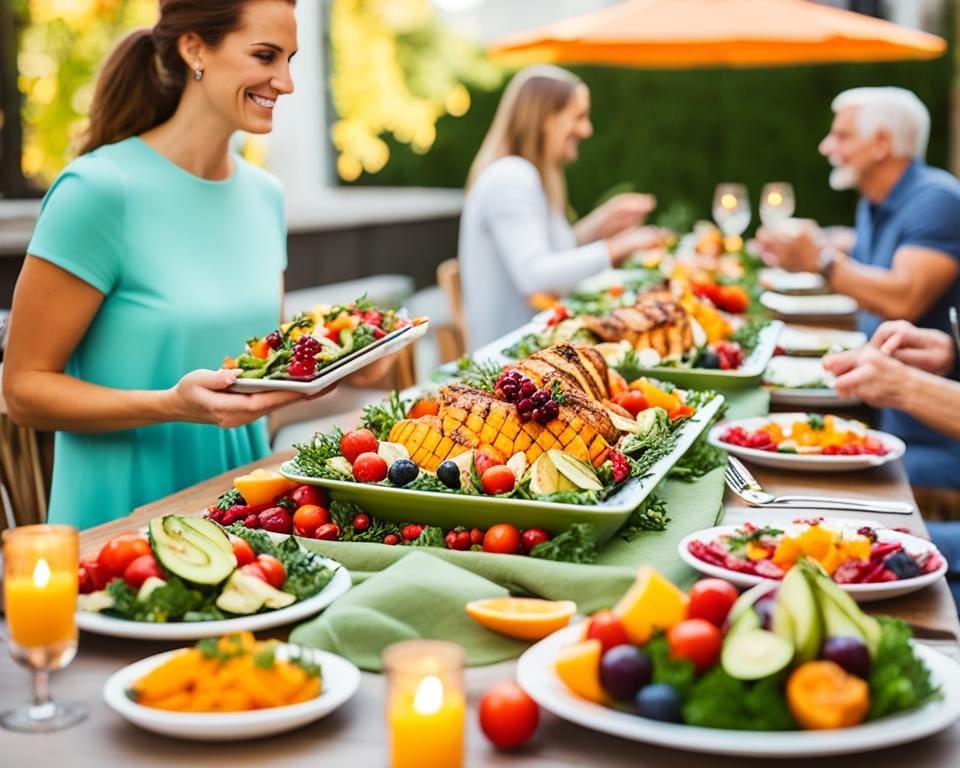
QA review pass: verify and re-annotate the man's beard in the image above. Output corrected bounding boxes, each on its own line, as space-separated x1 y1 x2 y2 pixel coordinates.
829 164 860 191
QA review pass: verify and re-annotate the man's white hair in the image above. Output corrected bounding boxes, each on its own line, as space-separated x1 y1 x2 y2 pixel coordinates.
832 87 930 160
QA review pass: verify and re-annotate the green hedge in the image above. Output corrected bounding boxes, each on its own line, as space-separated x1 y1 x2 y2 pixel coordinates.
344 52 954 228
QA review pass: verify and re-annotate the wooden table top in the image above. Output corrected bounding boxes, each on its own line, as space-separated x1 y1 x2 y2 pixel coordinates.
4 443 959 766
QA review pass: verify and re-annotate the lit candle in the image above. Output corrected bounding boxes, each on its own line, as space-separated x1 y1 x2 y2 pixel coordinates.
4 526 79 649
720 193 738 210
384 640 465 768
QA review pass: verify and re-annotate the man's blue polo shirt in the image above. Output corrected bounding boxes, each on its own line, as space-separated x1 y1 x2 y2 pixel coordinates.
851 160 960 489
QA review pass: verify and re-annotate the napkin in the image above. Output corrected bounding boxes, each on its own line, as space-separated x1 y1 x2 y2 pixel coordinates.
289 551 530 671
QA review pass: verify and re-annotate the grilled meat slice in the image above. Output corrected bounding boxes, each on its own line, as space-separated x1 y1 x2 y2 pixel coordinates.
516 343 611 401
580 292 694 360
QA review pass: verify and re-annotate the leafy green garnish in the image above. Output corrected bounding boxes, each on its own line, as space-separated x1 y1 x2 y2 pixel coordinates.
670 434 727 481
291 428 346 478
216 488 245 510
410 526 446 548
868 617 940 719
454 356 503 393
619 494 670 541
402 472 449 493
807 413 825 431
226 524 335 601
529 523 598 564
723 526 783 555
728 317 770 355
361 391 411 440
646 634 696 697
502 333 545 359
254 643 277 670
106 577 220 623
328 500 402 543
683 667 796 731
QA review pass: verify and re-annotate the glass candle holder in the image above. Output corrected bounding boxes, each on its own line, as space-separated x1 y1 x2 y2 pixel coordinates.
759 182 796 227
2 525 87 732
383 640 466 768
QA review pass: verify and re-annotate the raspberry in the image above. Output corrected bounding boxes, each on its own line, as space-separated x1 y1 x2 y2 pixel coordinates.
609 451 630 483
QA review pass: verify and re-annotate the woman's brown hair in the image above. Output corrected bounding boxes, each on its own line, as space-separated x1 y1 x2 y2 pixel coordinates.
81 0 291 154
467 65 583 211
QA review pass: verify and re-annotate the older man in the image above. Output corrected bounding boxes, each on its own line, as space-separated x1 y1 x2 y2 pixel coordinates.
759 87 960 490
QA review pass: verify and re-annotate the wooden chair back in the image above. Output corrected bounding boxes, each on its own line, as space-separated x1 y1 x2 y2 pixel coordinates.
436 258 466 361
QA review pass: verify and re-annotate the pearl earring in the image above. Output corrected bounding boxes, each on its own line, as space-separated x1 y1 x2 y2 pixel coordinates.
193 68 203 81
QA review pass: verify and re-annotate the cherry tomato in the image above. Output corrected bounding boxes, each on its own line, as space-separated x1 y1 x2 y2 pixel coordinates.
453 531 471 550
715 284 750 314
585 609 630 653
402 524 423 541
687 578 739 627
229 535 256 567
383 534 400 545
97 534 151 580
288 485 328 509
78 555 109 594
123 554 165 589
520 528 550 554
340 429 379 464
239 562 268 582
483 524 520 554
481 465 516 496
612 390 649 417
352 452 388 483
470 528 485 546
293 504 330 537
256 554 286 589
667 619 723 673
314 523 340 541
479 681 539 749
407 399 440 418
352 513 370 532
473 451 502 477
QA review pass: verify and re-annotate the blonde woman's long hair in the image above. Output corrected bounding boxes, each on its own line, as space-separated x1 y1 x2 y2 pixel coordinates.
467 65 583 212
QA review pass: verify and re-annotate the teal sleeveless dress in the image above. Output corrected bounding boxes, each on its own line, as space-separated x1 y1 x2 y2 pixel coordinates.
26 137 285 529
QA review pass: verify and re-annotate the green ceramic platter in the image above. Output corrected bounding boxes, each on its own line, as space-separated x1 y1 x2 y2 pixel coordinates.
480 315 783 392
279 395 724 545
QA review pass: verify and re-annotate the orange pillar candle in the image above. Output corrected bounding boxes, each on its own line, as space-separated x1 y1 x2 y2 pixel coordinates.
384 640 466 768
3 525 79 650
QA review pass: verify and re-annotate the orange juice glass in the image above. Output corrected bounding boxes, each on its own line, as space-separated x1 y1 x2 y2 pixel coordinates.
384 640 465 768
2 525 87 732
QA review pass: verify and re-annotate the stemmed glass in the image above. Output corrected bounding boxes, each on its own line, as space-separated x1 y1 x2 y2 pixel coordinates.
759 182 796 227
712 183 751 239
2 525 87 732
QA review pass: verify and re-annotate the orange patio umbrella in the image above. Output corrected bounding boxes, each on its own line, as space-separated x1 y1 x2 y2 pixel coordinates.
489 0 946 69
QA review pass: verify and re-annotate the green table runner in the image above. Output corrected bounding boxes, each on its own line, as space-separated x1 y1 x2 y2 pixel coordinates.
291 389 769 669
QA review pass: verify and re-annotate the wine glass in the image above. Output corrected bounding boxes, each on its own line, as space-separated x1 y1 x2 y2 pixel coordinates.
760 182 796 227
2 525 87 732
712 183 751 238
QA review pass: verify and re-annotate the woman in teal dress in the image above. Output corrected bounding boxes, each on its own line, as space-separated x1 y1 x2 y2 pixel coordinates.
2 0 348 529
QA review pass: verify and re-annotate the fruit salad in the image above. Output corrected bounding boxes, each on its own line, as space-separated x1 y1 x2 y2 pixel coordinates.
687 520 944 584
223 296 423 381
719 414 889 455
77 515 334 622
554 564 938 730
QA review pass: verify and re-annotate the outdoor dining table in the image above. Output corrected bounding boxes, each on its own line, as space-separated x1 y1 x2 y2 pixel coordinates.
3 439 959 766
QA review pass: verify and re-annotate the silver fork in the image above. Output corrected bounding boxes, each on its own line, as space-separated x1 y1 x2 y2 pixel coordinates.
724 456 914 515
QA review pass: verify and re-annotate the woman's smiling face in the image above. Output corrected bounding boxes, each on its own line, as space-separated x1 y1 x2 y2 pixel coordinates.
188 0 298 134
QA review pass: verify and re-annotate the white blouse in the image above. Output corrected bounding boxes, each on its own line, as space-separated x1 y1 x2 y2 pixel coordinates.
458 156 611 351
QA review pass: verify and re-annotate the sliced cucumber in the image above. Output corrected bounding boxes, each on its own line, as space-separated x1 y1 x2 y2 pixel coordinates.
149 515 236 586
548 450 603 491
726 604 762 639
377 441 410 466
215 572 296 615
721 629 794 681
528 453 560 495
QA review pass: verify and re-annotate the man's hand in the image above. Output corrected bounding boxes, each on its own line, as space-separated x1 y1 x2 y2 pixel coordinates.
870 320 956 376
822 346 911 410
755 223 823 273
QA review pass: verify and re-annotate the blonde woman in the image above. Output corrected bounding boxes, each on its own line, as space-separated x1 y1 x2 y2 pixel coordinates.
459 65 657 349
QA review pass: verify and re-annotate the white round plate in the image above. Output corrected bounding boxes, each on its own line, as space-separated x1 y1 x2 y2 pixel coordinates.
764 357 861 407
103 645 360 740
516 624 960 757
678 520 947 602
760 291 858 317
758 268 826 294
776 327 867 356
768 387 862 409
708 413 905 471
77 558 351 640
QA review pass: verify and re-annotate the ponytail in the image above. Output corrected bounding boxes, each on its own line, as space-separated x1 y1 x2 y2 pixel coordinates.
80 28 180 154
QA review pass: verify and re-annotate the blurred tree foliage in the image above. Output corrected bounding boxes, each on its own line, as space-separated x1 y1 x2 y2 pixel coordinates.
345 24 955 228
16 0 156 185
329 0 503 181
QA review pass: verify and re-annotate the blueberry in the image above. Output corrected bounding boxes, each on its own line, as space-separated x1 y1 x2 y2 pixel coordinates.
634 683 683 722
436 460 461 489
884 550 920 579
387 458 419 487
698 351 721 369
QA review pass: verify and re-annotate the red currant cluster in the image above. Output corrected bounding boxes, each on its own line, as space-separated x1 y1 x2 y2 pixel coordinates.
496 370 561 424
714 340 745 370
609 450 630 483
719 426 776 451
287 335 322 378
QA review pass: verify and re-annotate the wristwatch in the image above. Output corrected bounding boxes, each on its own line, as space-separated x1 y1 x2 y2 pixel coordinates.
817 247 841 280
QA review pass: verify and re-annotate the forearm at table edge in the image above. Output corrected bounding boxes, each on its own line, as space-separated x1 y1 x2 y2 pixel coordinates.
2 369 180 433
899 367 960 440
830 259 930 322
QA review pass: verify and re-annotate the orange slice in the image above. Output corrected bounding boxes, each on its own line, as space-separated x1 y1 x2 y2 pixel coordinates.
465 598 577 641
233 468 298 507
